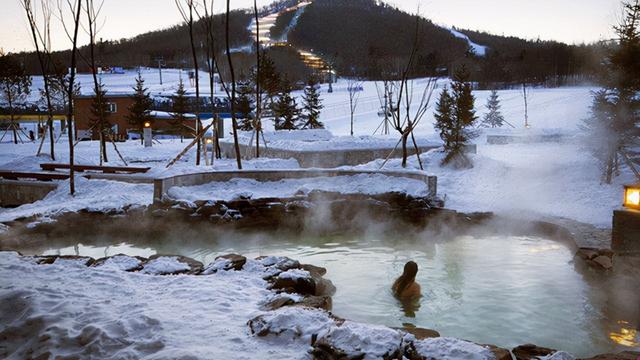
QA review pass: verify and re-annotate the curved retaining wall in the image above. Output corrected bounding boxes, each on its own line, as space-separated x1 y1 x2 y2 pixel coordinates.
218 142 445 168
153 169 437 204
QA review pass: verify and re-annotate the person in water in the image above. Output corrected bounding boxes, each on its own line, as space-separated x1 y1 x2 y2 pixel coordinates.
392 261 421 300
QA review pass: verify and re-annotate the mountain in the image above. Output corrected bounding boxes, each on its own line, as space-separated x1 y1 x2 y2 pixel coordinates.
11 0 601 86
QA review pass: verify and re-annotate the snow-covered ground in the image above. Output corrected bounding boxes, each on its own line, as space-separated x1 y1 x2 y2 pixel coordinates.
0 251 306 359
2 71 630 228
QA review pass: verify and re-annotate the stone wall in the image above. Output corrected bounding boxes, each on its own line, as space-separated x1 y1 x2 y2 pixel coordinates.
0 180 58 207
218 142 452 168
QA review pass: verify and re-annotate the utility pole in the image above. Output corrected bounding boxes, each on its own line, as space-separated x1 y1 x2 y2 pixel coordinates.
154 56 165 85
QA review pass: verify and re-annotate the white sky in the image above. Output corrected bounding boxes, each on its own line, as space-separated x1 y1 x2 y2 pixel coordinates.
1 0 620 53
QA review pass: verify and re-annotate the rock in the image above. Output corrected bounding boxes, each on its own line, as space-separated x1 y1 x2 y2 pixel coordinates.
271 269 317 295
261 296 297 311
313 321 403 360
576 248 599 260
248 307 336 341
53 255 95 266
92 254 146 271
591 255 613 270
142 255 203 275
395 326 440 340
294 295 333 311
202 254 247 275
513 344 557 360
216 254 246 271
195 201 227 217
485 344 513 360
544 351 575 360
405 337 496 360
580 351 640 360
301 263 327 277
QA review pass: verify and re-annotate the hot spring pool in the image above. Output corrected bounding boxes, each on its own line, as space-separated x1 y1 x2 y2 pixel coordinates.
10 231 640 356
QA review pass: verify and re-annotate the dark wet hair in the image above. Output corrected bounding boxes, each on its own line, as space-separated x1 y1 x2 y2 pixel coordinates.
395 261 418 296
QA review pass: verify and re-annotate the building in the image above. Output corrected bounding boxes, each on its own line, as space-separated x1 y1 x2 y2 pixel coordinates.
73 94 197 140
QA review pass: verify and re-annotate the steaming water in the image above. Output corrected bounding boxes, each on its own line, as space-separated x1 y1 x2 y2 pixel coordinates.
13 232 640 356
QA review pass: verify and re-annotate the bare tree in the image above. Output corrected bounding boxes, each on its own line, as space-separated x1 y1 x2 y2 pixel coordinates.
84 0 109 163
225 0 242 169
176 0 203 165
198 0 222 160
21 0 57 159
57 0 83 195
347 77 362 136
381 18 437 169
251 0 265 158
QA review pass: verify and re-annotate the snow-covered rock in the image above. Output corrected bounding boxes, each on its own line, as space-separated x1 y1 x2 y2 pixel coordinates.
314 321 404 360
541 351 576 360
408 337 496 360
140 256 193 275
93 255 144 272
248 306 336 342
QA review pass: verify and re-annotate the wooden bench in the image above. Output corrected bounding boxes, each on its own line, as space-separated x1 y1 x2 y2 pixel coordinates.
0 171 70 182
40 163 151 174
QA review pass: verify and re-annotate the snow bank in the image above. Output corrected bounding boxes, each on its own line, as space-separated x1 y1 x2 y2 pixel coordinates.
411 337 496 360
167 174 429 202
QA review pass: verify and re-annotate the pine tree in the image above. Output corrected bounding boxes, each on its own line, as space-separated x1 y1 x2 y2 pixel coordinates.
236 81 255 131
441 66 478 168
434 86 454 148
481 90 505 128
273 79 299 130
89 81 111 161
171 78 188 142
301 77 324 129
585 0 640 183
126 73 153 144
254 54 280 113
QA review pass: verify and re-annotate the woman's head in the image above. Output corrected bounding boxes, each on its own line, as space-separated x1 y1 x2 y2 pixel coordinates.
403 261 418 279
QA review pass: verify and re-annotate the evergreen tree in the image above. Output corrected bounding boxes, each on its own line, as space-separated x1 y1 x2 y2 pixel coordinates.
480 90 505 128
126 73 153 144
255 54 281 112
171 78 188 142
236 81 255 131
434 86 454 148
273 79 299 130
89 81 112 162
441 66 478 168
301 77 324 129
585 0 640 183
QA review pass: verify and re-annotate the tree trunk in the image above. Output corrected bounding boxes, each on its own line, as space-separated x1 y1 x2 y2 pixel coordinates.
226 0 242 169
401 132 409 168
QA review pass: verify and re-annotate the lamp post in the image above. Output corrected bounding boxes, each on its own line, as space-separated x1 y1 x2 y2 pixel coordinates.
623 184 640 210
143 121 152 148
612 183 640 252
